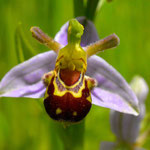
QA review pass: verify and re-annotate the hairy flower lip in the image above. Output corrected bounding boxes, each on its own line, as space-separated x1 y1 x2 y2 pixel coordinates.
0 17 139 116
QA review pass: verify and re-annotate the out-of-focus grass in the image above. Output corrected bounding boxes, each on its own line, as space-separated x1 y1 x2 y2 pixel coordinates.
0 0 150 150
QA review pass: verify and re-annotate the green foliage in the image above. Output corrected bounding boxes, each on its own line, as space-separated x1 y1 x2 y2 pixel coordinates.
0 0 150 150
15 23 38 63
73 0 85 17
85 0 100 21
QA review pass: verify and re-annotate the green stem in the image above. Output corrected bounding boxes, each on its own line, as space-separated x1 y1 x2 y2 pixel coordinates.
73 0 85 17
85 0 99 21
135 127 150 147
51 120 85 150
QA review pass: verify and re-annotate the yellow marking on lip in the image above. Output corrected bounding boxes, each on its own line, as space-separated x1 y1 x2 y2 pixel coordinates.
44 71 92 103
56 108 62 115
44 71 55 99
86 95 92 103
53 72 85 98
44 70 85 99
73 111 77 116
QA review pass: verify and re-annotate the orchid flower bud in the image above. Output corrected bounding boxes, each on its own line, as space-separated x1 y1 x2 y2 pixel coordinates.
101 76 149 150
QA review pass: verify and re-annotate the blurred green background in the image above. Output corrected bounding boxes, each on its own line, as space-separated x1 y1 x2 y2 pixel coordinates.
0 0 150 150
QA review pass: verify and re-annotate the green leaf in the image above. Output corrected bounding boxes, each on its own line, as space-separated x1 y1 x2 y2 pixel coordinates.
85 0 99 21
73 0 85 17
85 0 106 21
15 22 37 63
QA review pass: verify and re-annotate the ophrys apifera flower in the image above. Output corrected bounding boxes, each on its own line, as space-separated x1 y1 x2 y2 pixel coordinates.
100 76 149 150
0 17 139 123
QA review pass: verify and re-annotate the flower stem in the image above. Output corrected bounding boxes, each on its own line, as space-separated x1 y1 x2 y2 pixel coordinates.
51 120 85 150
73 0 85 17
135 127 150 147
85 0 100 21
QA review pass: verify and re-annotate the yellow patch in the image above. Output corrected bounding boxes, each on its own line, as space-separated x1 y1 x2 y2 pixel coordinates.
44 88 50 99
73 111 77 116
53 71 85 98
86 95 92 103
44 71 55 99
56 108 62 115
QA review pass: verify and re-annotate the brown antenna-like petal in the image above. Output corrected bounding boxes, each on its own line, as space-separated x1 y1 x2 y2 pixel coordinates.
85 33 120 57
30 27 63 53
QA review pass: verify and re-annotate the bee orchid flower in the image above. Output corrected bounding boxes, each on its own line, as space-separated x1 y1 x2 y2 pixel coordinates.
0 17 139 123
100 76 149 150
